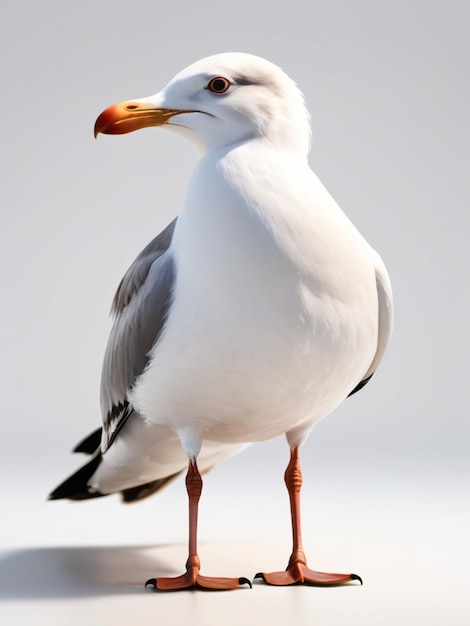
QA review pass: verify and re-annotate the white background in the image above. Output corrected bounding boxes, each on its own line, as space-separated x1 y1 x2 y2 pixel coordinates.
1 1 468 624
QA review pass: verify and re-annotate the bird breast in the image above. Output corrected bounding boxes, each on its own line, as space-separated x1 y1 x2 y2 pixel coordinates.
130 144 378 443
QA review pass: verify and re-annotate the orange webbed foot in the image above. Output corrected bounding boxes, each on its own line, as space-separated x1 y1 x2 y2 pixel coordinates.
254 558 362 586
145 559 251 591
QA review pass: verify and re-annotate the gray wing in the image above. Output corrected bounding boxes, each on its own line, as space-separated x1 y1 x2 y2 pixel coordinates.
100 218 177 452
348 254 394 396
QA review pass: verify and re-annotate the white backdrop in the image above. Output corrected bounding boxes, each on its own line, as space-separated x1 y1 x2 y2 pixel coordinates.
1 2 468 625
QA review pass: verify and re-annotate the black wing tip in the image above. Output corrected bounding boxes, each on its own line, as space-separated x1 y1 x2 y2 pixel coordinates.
48 488 105 501
121 471 183 503
72 428 103 454
48 453 104 501
347 374 374 397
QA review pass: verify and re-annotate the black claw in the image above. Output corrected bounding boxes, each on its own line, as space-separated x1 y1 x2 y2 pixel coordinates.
239 577 252 588
350 573 363 585
145 577 157 589
253 572 265 581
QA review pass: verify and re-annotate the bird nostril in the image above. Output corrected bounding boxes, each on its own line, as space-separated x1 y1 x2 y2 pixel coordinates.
126 104 139 110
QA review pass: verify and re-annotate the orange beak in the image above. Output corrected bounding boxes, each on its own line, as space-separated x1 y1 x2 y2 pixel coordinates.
94 101 187 138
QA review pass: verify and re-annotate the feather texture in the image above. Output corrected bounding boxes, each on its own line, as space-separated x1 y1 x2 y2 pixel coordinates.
100 220 176 451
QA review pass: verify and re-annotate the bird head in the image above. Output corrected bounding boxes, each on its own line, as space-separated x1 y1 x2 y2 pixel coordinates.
94 53 311 155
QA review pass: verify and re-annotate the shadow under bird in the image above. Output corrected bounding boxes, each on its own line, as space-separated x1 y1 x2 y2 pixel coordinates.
50 52 393 590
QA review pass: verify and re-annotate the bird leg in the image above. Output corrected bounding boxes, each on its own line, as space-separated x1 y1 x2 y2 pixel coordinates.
145 458 251 591
255 446 362 586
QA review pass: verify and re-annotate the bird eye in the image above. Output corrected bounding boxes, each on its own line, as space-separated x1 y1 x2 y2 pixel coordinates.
207 76 231 94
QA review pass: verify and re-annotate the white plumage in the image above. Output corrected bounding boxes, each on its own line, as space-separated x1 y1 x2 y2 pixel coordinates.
51 53 393 590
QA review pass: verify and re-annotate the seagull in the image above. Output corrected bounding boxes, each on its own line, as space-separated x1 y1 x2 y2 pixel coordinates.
50 52 393 591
